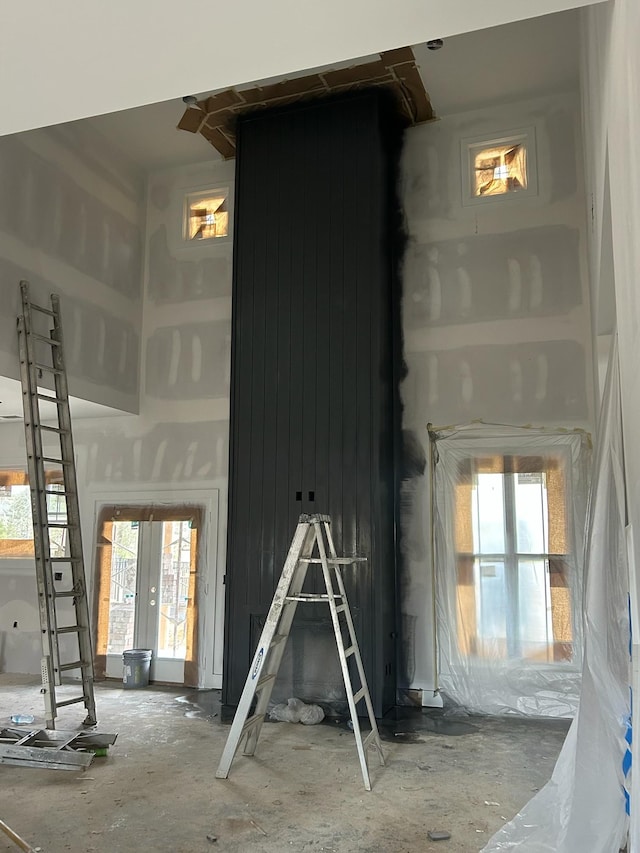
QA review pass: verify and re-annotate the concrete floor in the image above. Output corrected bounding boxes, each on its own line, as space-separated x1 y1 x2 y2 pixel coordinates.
0 675 569 853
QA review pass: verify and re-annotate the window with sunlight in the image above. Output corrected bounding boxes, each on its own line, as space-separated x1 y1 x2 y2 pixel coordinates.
455 454 574 664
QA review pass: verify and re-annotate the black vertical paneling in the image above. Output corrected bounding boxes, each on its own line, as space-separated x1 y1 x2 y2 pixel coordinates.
224 91 401 716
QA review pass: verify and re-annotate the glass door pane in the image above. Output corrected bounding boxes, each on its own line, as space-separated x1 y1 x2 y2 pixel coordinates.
106 522 140 655
156 521 192 659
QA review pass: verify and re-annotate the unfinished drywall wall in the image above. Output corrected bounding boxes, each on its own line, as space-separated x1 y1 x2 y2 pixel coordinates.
70 160 233 689
399 91 594 704
0 121 144 413
0 121 146 676
0 159 232 684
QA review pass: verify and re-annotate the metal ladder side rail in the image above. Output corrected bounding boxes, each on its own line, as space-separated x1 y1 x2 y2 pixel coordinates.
215 520 316 777
241 521 317 758
321 520 385 770
17 303 60 729
18 282 97 728
49 293 96 723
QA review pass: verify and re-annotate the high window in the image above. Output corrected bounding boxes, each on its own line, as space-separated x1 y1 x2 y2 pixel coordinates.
185 189 229 241
462 129 537 205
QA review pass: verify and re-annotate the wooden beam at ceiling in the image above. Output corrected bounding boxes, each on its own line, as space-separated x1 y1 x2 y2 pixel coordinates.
176 46 434 159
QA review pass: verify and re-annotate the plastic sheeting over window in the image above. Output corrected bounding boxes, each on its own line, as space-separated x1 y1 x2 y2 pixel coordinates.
481 338 629 852
431 423 590 717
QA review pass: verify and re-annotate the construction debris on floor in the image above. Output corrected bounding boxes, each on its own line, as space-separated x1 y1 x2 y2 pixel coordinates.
0 675 569 853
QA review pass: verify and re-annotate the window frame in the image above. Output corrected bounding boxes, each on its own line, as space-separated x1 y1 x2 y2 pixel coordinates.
182 186 231 245
461 453 574 663
460 126 539 207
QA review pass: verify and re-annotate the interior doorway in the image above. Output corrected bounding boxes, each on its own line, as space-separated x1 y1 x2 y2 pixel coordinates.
94 506 203 686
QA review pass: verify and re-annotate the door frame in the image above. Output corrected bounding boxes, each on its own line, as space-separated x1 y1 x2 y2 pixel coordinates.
88 490 219 688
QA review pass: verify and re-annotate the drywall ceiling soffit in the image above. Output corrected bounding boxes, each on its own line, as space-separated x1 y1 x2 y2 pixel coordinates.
178 48 433 159
0 0 605 137
0 376 129 421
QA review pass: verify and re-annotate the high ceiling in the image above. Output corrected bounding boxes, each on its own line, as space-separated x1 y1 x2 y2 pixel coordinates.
78 8 581 172
0 0 599 140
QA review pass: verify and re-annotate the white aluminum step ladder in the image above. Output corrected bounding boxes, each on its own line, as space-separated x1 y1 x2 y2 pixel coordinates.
17 281 97 729
216 513 385 790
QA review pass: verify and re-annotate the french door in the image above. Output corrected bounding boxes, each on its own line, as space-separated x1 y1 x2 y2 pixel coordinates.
99 517 196 684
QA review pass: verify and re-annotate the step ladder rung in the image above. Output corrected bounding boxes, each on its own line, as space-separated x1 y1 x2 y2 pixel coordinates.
299 557 367 565
344 645 355 658
56 626 86 635
335 604 347 614
54 589 79 598
40 457 71 465
44 522 75 529
55 696 87 709
285 593 343 603
270 634 287 648
241 714 264 736
45 488 71 495
256 673 276 691
49 556 80 562
58 661 85 672
32 333 61 346
362 730 378 750
352 688 366 705
40 424 70 434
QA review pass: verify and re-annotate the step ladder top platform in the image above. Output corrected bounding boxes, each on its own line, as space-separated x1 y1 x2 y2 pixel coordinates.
298 513 331 523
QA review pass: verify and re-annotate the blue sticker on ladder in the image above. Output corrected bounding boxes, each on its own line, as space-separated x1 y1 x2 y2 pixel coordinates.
252 648 264 679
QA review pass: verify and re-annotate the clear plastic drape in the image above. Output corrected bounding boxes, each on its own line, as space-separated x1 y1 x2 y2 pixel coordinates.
481 337 629 851
432 424 589 717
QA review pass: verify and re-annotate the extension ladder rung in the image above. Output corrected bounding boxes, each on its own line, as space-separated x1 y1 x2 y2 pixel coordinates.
44 522 75 529
55 696 86 709
40 457 71 465
40 424 70 434
31 333 61 346
58 661 84 672
36 394 65 404
31 304 56 317
49 556 80 563
34 362 64 375
56 626 85 635
54 589 79 598
217 514 383 791
45 488 71 495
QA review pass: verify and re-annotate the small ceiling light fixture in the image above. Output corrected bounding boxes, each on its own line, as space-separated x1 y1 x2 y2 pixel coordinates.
182 95 198 106
426 39 444 50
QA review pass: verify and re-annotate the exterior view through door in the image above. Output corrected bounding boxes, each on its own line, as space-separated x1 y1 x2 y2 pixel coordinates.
94 506 202 685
